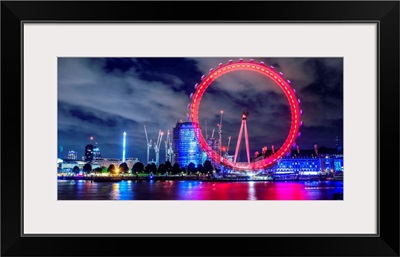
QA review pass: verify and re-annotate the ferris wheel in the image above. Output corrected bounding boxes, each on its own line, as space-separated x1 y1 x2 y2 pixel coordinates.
187 59 302 172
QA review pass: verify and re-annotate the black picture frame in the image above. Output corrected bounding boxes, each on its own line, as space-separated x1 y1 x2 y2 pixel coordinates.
1 1 399 256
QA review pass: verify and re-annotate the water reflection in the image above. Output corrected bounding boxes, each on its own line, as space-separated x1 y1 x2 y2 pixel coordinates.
58 180 343 201
110 182 120 200
248 181 256 200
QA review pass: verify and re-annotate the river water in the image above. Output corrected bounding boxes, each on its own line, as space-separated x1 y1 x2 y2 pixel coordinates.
58 180 343 200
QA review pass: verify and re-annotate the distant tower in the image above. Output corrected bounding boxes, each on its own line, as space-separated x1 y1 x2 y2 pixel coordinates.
233 110 251 165
85 144 94 162
86 136 95 162
122 131 127 163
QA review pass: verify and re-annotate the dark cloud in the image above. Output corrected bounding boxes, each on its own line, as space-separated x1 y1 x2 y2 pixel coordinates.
58 57 343 162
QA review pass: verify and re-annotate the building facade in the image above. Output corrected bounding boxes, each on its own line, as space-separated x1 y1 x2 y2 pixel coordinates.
58 158 140 173
172 122 202 167
84 144 94 162
259 146 343 174
66 150 78 160
93 146 101 160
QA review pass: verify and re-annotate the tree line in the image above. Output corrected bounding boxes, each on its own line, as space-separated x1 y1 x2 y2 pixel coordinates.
71 160 214 175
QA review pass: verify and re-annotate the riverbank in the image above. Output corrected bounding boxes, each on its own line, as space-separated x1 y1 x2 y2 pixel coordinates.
57 175 342 182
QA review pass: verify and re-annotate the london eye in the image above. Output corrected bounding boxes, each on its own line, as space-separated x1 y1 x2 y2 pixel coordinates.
187 59 302 172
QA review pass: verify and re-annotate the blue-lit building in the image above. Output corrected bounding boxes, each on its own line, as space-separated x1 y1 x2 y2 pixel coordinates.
274 157 321 174
65 150 78 160
256 144 343 175
172 122 202 168
93 145 101 160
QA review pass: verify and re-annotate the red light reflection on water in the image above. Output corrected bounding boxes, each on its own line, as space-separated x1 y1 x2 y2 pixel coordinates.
175 181 308 200
58 180 343 200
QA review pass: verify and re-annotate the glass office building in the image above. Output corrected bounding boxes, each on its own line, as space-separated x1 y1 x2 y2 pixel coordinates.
172 122 202 168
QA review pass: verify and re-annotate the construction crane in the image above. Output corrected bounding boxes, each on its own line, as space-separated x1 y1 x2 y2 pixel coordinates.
154 130 164 167
144 125 152 164
226 136 231 155
209 128 217 153
164 130 171 162
218 110 224 157
205 120 208 140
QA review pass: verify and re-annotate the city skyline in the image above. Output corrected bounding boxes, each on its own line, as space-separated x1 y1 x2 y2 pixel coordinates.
58 57 343 163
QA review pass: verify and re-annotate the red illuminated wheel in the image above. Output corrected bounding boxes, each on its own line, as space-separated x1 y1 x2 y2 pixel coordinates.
188 59 302 171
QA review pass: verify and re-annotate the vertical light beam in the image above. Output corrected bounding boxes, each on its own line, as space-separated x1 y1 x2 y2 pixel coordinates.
122 131 127 163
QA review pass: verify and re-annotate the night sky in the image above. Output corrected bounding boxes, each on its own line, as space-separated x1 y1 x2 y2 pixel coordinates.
58 57 343 163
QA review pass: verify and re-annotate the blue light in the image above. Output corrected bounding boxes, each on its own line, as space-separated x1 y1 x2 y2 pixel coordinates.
122 132 126 163
173 122 202 168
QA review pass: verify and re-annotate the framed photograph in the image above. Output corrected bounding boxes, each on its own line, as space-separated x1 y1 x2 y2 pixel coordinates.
2 1 399 256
